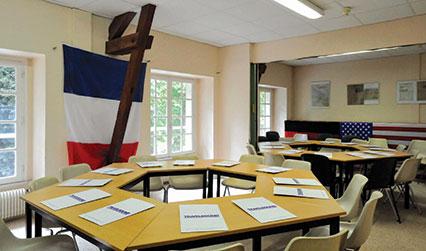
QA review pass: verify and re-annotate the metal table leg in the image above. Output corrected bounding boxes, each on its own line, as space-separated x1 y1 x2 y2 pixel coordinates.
329 217 340 235
34 211 42 237
25 203 32 238
207 171 213 198
216 174 221 198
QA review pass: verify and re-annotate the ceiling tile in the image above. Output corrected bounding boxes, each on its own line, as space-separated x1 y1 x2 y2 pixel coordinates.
340 0 409 13
224 0 286 22
194 0 252 11
193 12 245 30
48 0 96 8
82 0 137 17
159 21 211 36
253 12 307 31
275 24 319 38
219 22 266 37
311 15 362 32
355 4 414 24
411 0 426 14
245 30 283 43
194 30 245 45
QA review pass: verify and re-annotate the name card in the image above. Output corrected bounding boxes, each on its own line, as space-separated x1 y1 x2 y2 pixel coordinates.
179 204 228 232
232 197 296 223
212 160 240 167
41 189 111 210
92 167 133 176
136 161 163 168
58 179 112 187
274 186 329 199
273 178 321 186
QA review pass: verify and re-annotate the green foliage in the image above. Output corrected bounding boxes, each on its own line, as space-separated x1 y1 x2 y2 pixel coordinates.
0 66 16 93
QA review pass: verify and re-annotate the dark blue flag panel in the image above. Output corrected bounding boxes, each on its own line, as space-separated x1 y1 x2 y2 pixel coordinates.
340 122 373 140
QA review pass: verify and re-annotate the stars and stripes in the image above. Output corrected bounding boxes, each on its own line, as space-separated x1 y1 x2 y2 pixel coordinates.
372 123 426 147
340 122 373 140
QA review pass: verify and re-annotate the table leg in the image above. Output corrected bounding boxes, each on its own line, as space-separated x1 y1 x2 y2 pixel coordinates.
25 203 32 238
34 211 42 237
207 171 213 198
338 163 344 197
253 236 262 251
202 172 207 198
329 217 340 235
404 183 410 209
302 228 309 235
144 176 150 197
216 174 221 198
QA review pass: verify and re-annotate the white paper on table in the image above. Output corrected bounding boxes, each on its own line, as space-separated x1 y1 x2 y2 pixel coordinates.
363 150 394 157
314 152 332 158
173 160 195 166
232 197 296 223
321 141 334 144
136 161 163 168
280 150 303 155
41 189 111 211
179 204 228 232
80 198 155 226
341 142 356 145
212 161 240 167
58 179 112 187
273 177 321 186
359 144 380 148
273 186 329 199
92 167 133 176
368 147 396 152
256 166 291 174
346 152 376 159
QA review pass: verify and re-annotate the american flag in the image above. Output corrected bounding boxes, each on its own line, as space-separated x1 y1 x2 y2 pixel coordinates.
372 123 426 147
340 122 372 140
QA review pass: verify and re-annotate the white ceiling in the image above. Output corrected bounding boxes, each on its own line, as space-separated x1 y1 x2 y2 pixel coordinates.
283 43 426 65
45 0 426 47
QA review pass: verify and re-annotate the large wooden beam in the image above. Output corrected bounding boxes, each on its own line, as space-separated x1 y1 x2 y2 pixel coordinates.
108 11 137 40
105 4 156 164
106 34 153 55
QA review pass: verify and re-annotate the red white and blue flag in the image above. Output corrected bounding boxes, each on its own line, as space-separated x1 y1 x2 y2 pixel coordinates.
372 123 426 147
63 45 146 169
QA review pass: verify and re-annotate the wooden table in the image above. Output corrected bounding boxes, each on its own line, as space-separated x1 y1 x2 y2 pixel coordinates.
22 160 345 251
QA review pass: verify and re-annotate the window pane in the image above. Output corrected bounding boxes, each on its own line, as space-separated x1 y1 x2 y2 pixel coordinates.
156 130 167 155
259 104 265 116
172 98 183 116
259 91 265 103
156 80 167 98
259 129 266 137
185 83 192 99
156 117 167 129
172 81 183 99
150 132 155 155
150 98 155 115
150 79 156 97
185 100 192 116
172 117 181 127
0 94 16 120
171 129 182 153
183 134 192 151
265 92 271 103
265 117 271 129
0 151 15 178
156 98 167 116
184 117 192 133
0 123 15 149
0 66 16 93
260 117 266 128
265 104 271 116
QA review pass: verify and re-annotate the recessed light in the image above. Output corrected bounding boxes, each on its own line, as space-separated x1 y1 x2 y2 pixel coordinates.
273 0 324 19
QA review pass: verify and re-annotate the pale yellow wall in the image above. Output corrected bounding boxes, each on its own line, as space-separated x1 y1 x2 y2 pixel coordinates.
293 54 425 123
195 78 214 159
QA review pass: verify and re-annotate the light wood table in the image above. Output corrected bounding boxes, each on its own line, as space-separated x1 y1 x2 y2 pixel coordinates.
22 160 345 251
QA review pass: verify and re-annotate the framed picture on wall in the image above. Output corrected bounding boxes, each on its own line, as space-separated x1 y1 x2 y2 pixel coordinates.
397 80 426 103
311 81 330 108
347 82 379 105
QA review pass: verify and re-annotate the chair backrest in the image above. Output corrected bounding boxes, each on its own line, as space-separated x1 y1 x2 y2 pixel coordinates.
407 139 426 156
338 174 368 220
60 163 91 181
0 218 17 248
364 158 396 189
325 138 341 143
172 154 199 160
128 155 156 163
395 144 407 152
266 131 280 141
394 158 421 184
246 144 257 155
346 191 383 250
293 133 308 141
26 176 59 192
258 136 268 142
368 138 388 148
317 133 334 141
239 154 264 164
263 152 284 166
351 138 369 144
341 135 358 143
214 243 245 251
284 230 349 251
301 154 335 186
282 159 311 171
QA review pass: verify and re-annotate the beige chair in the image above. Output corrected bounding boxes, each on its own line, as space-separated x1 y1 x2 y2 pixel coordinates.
263 152 285 166
213 243 245 251
246 144 257 155
325 138 342 143
307 191 383 251
0 218 76 251
128 155 167 202
396 144 407 152
368 138 388 148
168 154 204 200
222 155 264 196
285 230 348 251
293 133 308 141
281 159 311 171
394 158 422 214
336 174 368 221
59 163 91 181
351 138 369 144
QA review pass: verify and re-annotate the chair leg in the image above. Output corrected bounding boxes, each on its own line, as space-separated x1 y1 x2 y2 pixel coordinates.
72 232 80 251
163 187 169 203
408 185 422 215
385 188 401 223
223 186 230 197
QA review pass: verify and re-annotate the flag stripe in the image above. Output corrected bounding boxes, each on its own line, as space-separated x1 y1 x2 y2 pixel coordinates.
372 130 426 138
373 126 426 132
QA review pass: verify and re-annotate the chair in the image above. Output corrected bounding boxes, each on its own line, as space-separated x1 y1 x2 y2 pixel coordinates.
307 191 383 251
258 136 268 142
221 155 264 196
325 138 341 143
363 158 400 223
213 243 245 251
59 163 91 181
395 144 407 152
0 218 77 251
317 133 334 141
301 154 338 197
128 155 167 202
168 154 204 200
281 159 311 171
393 158 422 214
266 131 280 141
285 230 348 251
263 152 285 166
246 143 257 155
293 134 308 141
342 135 358 143
368 138 388 148
336 174 368 222
351 138 369 144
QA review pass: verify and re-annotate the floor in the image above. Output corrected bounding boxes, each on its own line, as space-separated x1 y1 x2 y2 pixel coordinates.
6 180 426 251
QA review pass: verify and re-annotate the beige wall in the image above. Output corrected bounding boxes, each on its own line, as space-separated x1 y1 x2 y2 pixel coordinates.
195 78 214 159
293 54 425 123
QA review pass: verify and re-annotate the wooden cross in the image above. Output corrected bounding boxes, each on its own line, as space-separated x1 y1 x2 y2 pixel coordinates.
104 4 156 165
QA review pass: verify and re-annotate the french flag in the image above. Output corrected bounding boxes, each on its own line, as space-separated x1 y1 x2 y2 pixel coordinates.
63 45 146 169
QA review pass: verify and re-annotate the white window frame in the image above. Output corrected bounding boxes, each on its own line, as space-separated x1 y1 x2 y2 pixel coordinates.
150 74 195 158
258 88 272 137
0 58 27 185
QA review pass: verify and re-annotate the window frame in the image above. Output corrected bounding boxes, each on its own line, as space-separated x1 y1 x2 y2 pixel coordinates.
150 74 195 158
258 88 272 137
0 58 27 185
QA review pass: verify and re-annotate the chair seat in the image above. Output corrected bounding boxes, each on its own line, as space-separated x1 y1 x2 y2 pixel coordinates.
9 235 76 251
129 177 164 192
306 222 355 240
169 175 204 189
222 178 256 190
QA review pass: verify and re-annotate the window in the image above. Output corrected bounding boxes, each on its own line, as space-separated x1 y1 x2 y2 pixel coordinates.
259 88 272 136
150 75 194 156
0 60 26 185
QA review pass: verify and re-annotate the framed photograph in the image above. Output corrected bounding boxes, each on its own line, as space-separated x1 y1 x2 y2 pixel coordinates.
347 82 379 105
397 80 426 103
311 81 330 108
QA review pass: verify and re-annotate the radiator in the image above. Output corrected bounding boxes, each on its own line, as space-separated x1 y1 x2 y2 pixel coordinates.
0 188 26 220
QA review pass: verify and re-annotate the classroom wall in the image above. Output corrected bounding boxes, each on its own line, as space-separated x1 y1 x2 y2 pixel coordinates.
292 54 426 123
